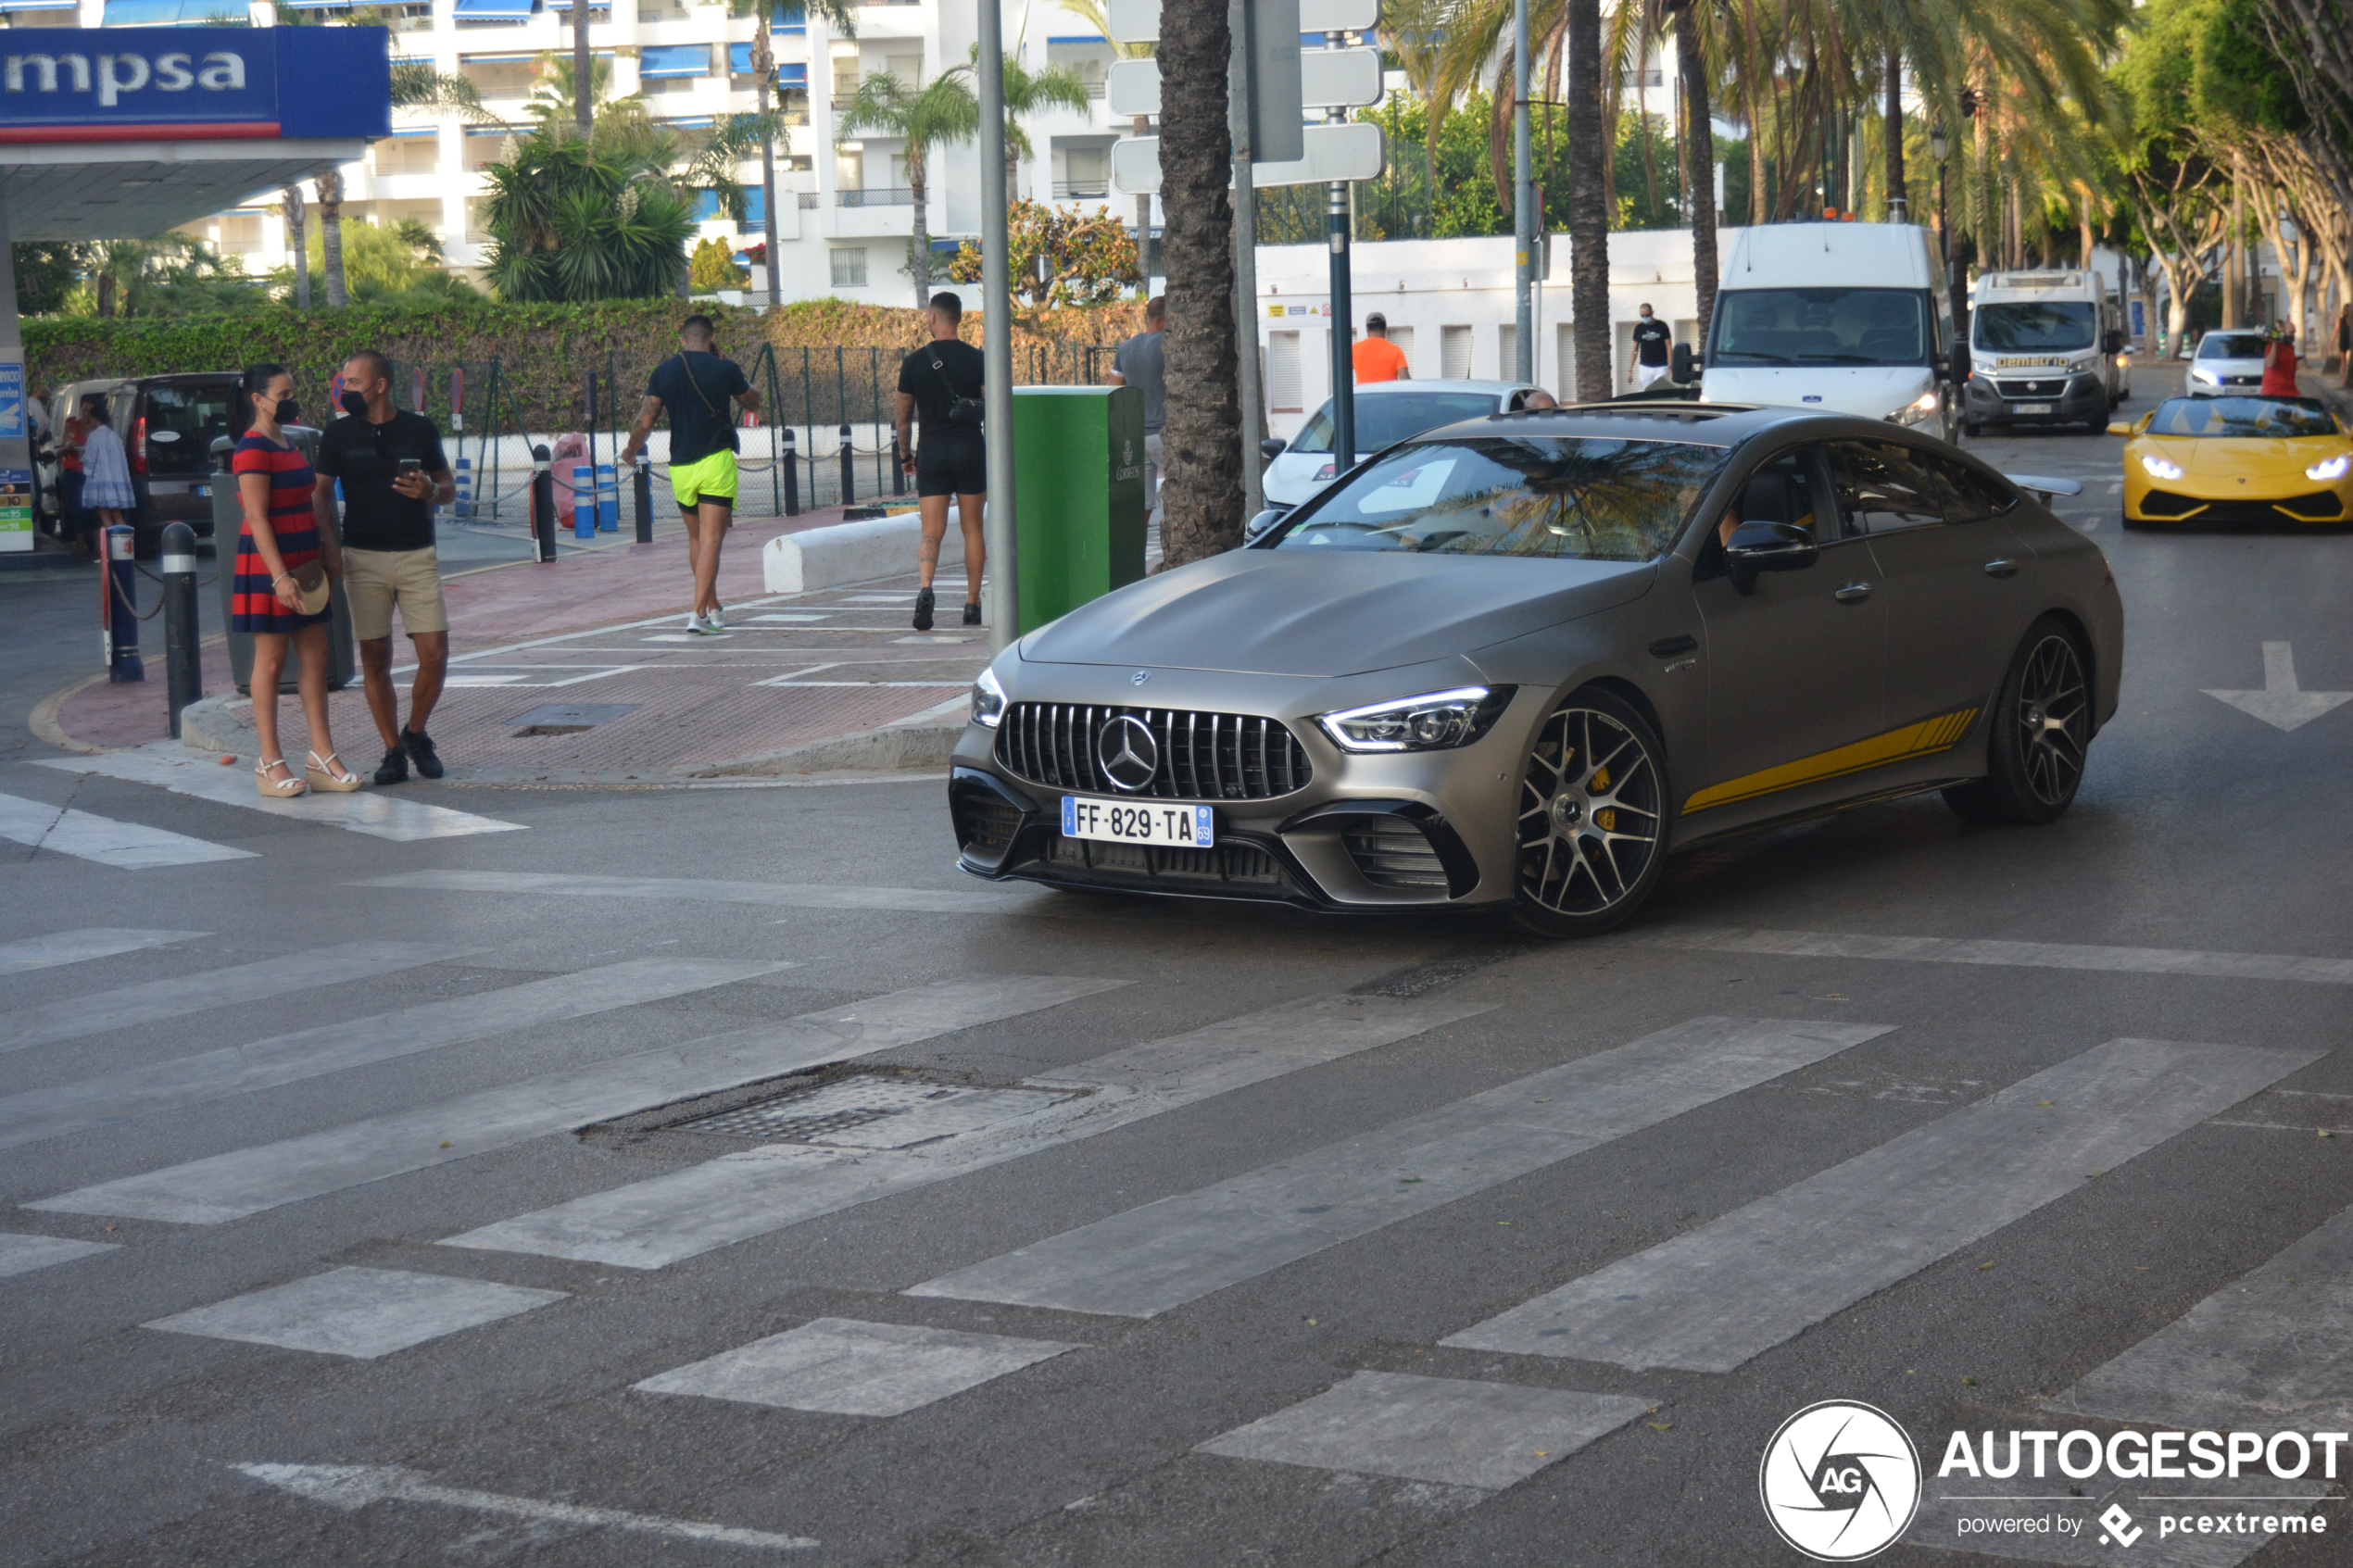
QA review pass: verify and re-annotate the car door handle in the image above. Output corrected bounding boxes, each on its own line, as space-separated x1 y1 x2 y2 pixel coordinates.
1647 633 1698 658
1832 581 1873 604
1982 558 2020 578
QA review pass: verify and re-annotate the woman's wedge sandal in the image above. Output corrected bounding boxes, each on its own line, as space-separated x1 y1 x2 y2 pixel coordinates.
305 750 364 793
256 758 308 798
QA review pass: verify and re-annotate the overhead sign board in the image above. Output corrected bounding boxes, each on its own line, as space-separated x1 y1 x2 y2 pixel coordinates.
1109 45 1380 117
1112 119 1383 194
0 27 390 142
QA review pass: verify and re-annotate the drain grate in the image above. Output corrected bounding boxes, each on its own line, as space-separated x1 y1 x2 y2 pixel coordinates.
672 1073 1076 1148
507 702 643 737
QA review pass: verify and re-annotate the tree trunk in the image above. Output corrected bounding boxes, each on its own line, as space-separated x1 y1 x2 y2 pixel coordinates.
910 147 931 306
95 268 115 320
1673 2 1717 346
1568 0 1609 400
283 184 311 310
1156 0 1241 566
1882 45 1905 219
573 0 593 138
316 169 347 308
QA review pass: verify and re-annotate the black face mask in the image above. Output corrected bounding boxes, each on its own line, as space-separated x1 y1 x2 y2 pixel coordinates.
339 389 371 420
274 396 300 425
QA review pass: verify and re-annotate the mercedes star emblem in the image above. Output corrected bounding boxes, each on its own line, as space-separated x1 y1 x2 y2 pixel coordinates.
1096 714 1160 792
1132 670 1151 685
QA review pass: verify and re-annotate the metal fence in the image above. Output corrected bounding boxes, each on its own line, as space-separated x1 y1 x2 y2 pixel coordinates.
346 341 1126 531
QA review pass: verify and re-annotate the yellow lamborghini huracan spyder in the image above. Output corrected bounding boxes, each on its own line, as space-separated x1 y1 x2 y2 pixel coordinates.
2114 395 2353 528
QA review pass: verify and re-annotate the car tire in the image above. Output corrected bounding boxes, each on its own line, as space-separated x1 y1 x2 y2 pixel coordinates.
1963 420 1982 439
1942 616 2092 827
1504 688 1670 939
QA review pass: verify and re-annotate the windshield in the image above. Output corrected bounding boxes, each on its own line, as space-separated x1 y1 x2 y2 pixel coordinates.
136 381 238 476
2198 333 2267 360
1973 301 2095 351
1709 287 1930 366
1272 435 1726 561
2145 397 2339 438
1290 392 1502 455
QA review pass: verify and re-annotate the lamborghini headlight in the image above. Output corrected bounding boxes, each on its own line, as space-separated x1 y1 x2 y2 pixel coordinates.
2308 454 2352 483
2140 454 2185 481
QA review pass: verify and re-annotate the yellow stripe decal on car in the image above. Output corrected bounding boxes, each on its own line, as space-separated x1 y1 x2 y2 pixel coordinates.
1681 708 1980 815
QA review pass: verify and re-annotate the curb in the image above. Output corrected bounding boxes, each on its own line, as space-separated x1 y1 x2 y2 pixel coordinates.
29 672 109 755
178 694 261 759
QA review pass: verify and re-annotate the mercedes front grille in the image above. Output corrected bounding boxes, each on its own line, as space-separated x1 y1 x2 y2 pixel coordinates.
997 703 1313 801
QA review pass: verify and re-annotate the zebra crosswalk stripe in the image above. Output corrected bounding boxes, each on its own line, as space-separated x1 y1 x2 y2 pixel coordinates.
0 940 469 1058
36 748 523 843
0 1232 120 1278
351 868 1038 916
1442 1037 2324 1373
634 1318 1081 1417
0 928 205 975
31 974 1127 1224
442 992 1496 1270
1637 925 2353 986
907 1016 1892 1320
0 791 256 871
145 1266 566 1360
0 957 787 1153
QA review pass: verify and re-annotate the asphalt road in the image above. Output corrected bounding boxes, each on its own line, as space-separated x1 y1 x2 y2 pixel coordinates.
4 358 2350 1568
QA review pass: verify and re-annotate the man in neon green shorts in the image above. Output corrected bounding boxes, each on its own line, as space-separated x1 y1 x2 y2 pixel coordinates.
622 314 762 633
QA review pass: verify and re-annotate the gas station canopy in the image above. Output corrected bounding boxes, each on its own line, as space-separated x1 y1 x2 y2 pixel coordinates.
0 25 390 239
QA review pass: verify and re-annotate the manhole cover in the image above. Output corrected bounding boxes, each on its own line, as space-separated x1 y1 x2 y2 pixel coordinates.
673 1073 1075 1148
507 702 642 737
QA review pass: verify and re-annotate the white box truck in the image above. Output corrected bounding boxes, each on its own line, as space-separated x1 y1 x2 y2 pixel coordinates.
1959 270 2129 434
1679 221 1964 445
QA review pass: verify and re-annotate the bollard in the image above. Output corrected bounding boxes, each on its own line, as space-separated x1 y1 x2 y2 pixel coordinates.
103 523 144 683
838 422 855 508
571 463 595 539
781 428 799 517
453 455 473 520
531 444 556 562
632 456 653 544
160 521 200 736
595 462 618 533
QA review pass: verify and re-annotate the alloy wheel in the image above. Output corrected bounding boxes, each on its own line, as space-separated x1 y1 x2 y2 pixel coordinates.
1516 704 1664 917
2016 633 2089 808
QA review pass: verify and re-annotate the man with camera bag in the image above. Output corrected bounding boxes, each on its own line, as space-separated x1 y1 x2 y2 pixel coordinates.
623 314 762 635
893 291 987 631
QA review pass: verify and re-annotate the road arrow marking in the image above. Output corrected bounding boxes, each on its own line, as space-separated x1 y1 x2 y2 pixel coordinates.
2202 642 2353 733
233 1464 817 1551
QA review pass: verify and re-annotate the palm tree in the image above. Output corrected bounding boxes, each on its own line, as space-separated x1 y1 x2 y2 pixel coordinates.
837 68 980 305
730 0 858 305
1154 0 1241 564
529 55 644 129
315 168 347 307
279 184 310 310
1567 0 1608 399
479 128 701 300
974 46 1092 203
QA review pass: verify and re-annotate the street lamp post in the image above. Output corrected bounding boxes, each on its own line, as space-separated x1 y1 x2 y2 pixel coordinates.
1931 122 1952 302
750 17 782 307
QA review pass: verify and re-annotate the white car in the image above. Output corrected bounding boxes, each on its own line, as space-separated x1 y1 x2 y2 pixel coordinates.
1260 380 1550 509
2185 331 2268 397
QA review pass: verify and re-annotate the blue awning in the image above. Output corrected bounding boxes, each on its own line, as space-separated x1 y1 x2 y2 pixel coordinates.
388 126 439 138
454 0 535 15
777 61 805 85
101 0 224 22
0 0 80 11
1048 34 1105 43
661 116 715 129
639 43 711 78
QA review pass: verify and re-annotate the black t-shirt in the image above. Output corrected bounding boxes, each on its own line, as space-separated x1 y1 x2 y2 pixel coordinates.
1632 318 1672 366
648 351 751 467
897 339 985 440
315 409 450 553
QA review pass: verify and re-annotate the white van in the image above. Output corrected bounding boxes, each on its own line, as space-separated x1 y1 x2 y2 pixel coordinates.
1961 270 2128 434
1685 222 1963 444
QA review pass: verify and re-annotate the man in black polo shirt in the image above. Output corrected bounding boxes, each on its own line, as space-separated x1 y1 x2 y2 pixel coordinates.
1627 303 1674 392
313 350 457 785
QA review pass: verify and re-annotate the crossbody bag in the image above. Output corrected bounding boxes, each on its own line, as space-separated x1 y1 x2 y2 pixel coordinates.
673 353 740 453
930 349 986 432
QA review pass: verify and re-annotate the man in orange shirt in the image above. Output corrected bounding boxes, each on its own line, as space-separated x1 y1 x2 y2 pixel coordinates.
1352 313 1410 383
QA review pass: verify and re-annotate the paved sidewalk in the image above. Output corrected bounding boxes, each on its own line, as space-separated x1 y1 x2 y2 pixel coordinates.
48 505 992 785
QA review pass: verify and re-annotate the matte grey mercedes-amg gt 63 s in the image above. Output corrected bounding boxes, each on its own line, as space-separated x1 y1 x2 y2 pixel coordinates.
947 403 2124 936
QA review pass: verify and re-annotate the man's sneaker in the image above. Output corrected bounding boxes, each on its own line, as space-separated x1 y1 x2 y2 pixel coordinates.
688 615 721 635
706 606 726 632
962 601 982 626
912 586 935 632
403 728 444 780
685 610 702 633
371 745 409 786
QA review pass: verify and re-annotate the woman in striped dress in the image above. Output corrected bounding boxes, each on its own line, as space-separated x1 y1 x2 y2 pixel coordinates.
233 363 360 797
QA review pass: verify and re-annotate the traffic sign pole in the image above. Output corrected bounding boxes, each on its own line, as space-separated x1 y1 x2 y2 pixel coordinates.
979 0 1018 649
1513 0 1535 383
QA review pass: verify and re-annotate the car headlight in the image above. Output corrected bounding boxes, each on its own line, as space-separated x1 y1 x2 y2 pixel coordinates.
2308 454 2352 482
970 666 1007 729
2140 453 2185 481
1316 685 1515 753
2189 367 2219 383
1890 390 1939 425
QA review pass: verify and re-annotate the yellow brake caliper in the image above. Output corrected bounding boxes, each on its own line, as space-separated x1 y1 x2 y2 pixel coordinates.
1591 765 1615 833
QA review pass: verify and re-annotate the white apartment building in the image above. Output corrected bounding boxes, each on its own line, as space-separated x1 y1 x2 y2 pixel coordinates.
0 0 1147 304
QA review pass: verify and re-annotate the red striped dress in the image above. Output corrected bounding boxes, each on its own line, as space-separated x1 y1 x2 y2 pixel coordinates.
231 433 326 633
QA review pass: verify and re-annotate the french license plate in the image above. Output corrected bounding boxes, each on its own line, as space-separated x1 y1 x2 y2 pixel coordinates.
2010 403 2053 415
191 484 208 498
1062 795 1215 848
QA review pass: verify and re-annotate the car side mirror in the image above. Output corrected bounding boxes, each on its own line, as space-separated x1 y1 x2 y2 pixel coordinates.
2105 421 2132 437
1670 343 1696 383
1723 521 1818 592
1259 437 1288 461
1243 506 1289 545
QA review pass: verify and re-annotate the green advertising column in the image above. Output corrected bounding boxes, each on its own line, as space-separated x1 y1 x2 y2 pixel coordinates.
1010 385 1146 634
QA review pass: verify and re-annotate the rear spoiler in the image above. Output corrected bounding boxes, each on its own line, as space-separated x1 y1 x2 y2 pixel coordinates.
2005 473 2082 504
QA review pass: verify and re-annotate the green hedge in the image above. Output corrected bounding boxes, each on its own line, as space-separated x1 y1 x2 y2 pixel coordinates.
26 296 1151 431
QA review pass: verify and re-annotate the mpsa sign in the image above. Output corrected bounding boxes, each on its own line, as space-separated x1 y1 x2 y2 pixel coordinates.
0 27 388 142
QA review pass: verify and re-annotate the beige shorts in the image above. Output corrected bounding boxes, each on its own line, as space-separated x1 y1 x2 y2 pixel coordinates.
344 546 448 642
